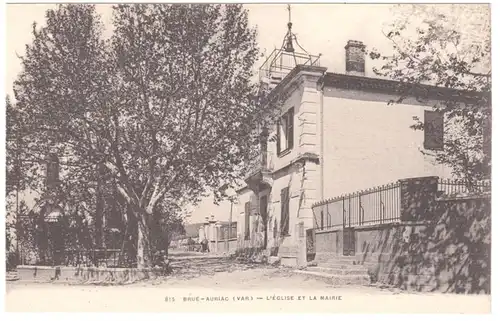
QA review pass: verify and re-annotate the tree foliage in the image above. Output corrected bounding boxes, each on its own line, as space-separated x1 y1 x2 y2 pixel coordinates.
12 4 268 267
370 4 491 186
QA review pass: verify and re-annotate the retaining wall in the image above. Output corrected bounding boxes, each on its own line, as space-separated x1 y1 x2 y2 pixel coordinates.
313 195 490 293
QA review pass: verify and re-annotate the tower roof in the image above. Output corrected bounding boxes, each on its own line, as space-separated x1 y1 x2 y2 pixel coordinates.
259 4 321 89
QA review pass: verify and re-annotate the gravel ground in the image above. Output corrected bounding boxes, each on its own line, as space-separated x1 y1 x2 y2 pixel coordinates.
5 254 491 313
6 259 364 290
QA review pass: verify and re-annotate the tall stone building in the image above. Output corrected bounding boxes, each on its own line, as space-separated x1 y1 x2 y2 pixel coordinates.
232 16 479 267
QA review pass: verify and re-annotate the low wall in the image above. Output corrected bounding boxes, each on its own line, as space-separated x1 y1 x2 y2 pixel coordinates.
278 245 299 267
315 223 414 263
214 239 238 253
17 265 166 283
315 228 341 259
313 195 490 293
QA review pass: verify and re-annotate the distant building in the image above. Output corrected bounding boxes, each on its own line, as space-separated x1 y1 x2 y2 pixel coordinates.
171 219 237 253
19 153 65 265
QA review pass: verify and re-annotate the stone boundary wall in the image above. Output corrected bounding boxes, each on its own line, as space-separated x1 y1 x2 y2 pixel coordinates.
17 265 166 284
313 194 490 293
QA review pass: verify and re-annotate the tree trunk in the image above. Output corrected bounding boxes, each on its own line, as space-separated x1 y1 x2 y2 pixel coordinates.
126 206 137 266
136 221 146 268
136 208 153 268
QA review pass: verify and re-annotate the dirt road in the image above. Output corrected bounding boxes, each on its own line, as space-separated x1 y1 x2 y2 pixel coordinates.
5 254 490 313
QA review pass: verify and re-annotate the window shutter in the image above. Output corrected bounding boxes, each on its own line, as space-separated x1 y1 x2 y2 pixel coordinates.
244 202 250 240
276 120 281 155
287 109 294 150
424 110 444 150
280 187 290 236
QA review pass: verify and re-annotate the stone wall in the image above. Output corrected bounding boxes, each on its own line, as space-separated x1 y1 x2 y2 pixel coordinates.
399 176 439 221
315 228 341 260
313 195 490 293
215 239 238 254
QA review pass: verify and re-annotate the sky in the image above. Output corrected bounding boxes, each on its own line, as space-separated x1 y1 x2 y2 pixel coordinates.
4 3 490 224
5 3 401 98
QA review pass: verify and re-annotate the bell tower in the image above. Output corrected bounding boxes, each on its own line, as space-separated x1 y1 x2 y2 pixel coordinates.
258 4 322 90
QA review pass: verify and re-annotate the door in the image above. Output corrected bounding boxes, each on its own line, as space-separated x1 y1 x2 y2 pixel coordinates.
343 227 355 256
306 228 315 261
260 195 268 248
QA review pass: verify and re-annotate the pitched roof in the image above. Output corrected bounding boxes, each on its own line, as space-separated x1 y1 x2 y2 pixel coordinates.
322 72 487 104
264 64 487 106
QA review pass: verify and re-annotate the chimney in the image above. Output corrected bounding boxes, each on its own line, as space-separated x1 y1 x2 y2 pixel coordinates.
345 40 366 76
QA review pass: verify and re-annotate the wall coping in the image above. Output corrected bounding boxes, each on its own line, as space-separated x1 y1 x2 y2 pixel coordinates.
314 220 432 234
314 226 343 234
353 221 431 231
398 176 439 183
437 193 491 201
211 238 237 243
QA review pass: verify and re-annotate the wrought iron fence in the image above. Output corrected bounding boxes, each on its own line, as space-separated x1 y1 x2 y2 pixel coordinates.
312 177 492 231
53 249 128 267
312 182 401 230
245 151 274 176
219 223 237 241
438 178 491 196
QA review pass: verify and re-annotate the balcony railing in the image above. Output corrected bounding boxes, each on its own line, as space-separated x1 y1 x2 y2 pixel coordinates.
259 49 322 85
245 151 274 178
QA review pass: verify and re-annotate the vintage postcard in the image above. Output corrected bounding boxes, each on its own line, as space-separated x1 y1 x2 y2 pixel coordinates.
3 1 492 314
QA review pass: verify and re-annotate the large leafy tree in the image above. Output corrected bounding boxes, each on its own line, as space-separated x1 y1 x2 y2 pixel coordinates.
370 4 491 186
13 4 265 267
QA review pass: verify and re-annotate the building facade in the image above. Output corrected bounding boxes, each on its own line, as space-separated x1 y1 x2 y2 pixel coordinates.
235 40 458 266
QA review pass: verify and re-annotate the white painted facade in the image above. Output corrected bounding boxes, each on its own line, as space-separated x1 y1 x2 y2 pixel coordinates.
321 87 452 199
235 63 454 264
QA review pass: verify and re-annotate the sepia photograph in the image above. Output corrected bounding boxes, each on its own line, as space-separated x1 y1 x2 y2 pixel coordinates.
3 1 493 314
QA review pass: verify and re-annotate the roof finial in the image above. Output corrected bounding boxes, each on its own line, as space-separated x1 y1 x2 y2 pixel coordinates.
284 4 294 53
287 4 292 25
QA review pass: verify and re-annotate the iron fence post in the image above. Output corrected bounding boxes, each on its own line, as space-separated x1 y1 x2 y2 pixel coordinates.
358 194 362 226
380 198 383 225
348 197 351 228
342 197 345 229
